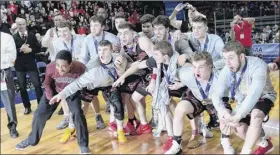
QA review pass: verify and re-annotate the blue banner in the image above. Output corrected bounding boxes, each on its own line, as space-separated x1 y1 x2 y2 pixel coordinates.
164 1 185 20
252 43 279 63
0 89 38 108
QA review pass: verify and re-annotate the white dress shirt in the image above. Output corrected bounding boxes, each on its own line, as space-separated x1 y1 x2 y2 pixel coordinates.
1 32 17 70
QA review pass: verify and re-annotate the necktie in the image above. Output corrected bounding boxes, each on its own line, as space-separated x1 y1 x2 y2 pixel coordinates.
22 34 26 41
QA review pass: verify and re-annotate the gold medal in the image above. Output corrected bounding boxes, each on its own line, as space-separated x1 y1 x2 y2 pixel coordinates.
229 98 235 103
201 100 207 105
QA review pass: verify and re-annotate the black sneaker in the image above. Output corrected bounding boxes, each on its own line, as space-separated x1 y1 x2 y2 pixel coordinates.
96 114 106 129
105 103 110 114
207 114 219 129
80 146 90 154
15 139 30 150
10 128 19 138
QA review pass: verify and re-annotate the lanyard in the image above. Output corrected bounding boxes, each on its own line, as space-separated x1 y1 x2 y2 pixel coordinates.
230 58 247 100
168 34 171 44
93 32 105 54
162 65 172 84
236 22 244 32
195 72 214 100
101 62 117 81
124 45 134 55
202 35 209 51
123 38 138 61
63 36 74 53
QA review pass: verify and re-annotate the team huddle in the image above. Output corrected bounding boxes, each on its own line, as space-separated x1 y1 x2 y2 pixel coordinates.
9 3 277 155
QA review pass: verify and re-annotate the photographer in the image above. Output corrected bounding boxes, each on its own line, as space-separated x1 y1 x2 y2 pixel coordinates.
230 14 255 56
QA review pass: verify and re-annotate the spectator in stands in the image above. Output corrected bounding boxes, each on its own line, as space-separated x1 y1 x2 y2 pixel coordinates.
10 23 17 35
8 1 18 15
1 4 7 14
6 8 16 24
0 13 11 34
13 17 43 115
230 14 255 56
1 30 19 138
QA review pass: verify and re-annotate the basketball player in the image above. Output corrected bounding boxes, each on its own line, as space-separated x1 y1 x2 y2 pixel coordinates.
113 41 183 152
212 41 276 154
165 52 219 154
51 40 130 143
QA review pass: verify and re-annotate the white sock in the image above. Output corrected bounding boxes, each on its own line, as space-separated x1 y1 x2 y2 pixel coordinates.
109 105 115 123
240 149 252 154
68 123 75 129
116 119 123 131
257 137 268 147
221 138 231 146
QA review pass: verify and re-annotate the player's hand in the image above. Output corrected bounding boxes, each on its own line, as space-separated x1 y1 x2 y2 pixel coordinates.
178 54 187 66
112 77 125 87
168 81 183 90
50 93 63 105
174 3 188 12
146 80 156 93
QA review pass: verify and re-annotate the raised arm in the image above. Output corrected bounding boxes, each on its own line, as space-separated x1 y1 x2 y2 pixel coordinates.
138 36 154 57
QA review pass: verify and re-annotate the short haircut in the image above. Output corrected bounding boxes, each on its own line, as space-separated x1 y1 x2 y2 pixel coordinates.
152 15 170 28
99 40 113 49
140 14 155 25
55 50 72 64
90 15 105 26
115 12 126 20
15 17 27 23
54 13 63 17
118 22 134 31
154 40 173 57
223 40 245 55
57 21 72 30
192 51 213 68
192 15 208 25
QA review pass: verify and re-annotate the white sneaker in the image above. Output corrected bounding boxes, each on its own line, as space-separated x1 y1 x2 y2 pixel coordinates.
199 123 214 138
221 138 235 154
164 140 182 154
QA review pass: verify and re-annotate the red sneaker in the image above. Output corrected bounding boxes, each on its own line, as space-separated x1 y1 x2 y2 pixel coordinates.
108 122 117 132
124 121 135 135
136 123 152 135
253 137 274 154
134 119 140 128
162 136 173 153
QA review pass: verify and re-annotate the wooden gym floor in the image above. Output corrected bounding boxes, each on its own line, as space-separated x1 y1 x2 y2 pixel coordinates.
1 71 279 154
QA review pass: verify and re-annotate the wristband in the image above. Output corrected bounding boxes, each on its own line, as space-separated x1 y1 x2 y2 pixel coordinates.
151 74 157 80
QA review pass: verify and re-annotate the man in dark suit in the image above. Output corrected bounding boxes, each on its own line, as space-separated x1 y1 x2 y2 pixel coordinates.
13 17 43 115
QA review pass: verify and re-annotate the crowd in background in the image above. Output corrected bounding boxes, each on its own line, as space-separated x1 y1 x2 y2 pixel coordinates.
1 1 279 154
0 1 279 63
0 1 165 35
193 1 280 20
